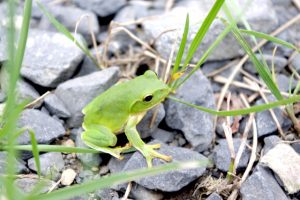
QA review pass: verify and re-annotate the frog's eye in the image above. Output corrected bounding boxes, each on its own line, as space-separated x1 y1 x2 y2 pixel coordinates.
143 94 153 102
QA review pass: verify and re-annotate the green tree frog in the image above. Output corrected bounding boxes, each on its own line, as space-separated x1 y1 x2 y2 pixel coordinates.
81 70 172 167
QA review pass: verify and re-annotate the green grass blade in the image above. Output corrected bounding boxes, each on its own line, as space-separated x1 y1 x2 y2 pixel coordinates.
2 1 32 199
6 145 100 153
171 14 189 76
240 29 299 51
28 129 41 177
168 95 300 116
173 25 232 90
221 4 283 100
231 26 283 100
35 0 99 68
30 160 209 200
182 0 225 68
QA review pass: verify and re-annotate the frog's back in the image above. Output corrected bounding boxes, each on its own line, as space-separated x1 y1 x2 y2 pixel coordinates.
82 81 140 133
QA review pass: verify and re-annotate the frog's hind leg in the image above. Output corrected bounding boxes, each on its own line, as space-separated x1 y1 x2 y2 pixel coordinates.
81 125 131 160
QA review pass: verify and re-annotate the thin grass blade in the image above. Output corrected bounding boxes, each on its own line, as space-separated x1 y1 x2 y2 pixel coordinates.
28 129 41 177
182 0 225 68
240 29 299 51
171 14 189 76
168 95 300 116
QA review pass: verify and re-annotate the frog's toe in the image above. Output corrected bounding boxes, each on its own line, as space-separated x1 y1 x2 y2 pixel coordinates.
141 144 172 167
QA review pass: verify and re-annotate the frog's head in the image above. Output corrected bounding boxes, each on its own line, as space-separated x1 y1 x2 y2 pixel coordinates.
130 70 171 113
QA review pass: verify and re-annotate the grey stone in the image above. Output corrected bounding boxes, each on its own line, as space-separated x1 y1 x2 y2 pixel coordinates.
213 139 250 172
291 53 300 74
240 165 289 200
73 0 126 17
165 70 215 152
14 177 56 194
0 152 28 174
130 183 163 200
255 96 290 138
28 152 64 180
96 188 119 200
275 74 297 92
76 47 102 77
142 0 278 62
1 68 40 106
0 28 7 62
114 1 164 24
55 67 120 128
75 169 99 184
17 109 65 145
152 129 175 143
292 143 300 154
244 54 287 74
108 154 132 174
39 5 99 44
44 93 71 118
206 192 223 200
75 128 102 168
0 90 5 102
123 141 208 192
21 29 84 87
263 135 281 154
138 103 165 138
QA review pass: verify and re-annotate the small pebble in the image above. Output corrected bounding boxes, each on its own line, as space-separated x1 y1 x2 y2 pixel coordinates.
61 168 77 186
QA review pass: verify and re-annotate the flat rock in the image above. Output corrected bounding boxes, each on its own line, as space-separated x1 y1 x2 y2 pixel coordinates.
142 0 278 62
213 138 250 172
123 141 208 192
261 143 300 194
73 0 126 17
17 109 65 145
28 152 65 180
137 103 165 138
44 93 71 118
240 165 289 200
0 152 27 174
39 5 99 44
14 177 56 194
21 29 84 87
165 70 215 152
55 67 120 128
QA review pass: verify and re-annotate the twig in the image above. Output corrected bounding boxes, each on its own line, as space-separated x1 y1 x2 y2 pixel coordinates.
25 91 51 109
121 182 132 200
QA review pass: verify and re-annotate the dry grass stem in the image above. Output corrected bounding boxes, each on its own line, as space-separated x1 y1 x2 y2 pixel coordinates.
25 91 51 109
121 182 132 200
214 76 290 97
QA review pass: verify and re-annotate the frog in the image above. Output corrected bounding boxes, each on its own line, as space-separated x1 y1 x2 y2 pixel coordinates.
81 70 172 167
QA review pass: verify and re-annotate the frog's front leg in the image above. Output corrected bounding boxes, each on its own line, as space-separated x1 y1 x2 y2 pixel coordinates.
125 114 172 167
82 124 131 160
